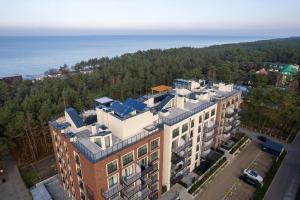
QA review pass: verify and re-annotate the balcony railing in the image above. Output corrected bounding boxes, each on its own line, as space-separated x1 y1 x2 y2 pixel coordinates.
203 134 214 142
171 153 185 164
202 148 211 157
122 172 141 186
203 140 213 148
172 140 192 154
123 184 142 199
103 184 124 199
204 124 217 133
141 165 153 177
161 101 216 126
74 125 161 163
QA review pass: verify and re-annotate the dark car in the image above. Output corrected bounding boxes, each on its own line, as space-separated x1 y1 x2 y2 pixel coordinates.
239 174 262 188
257 136 267 142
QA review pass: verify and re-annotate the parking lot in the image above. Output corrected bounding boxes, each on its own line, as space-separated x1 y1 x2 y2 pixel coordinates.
196 140 275 200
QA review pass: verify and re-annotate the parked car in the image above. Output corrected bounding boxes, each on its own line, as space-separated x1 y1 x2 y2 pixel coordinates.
257 136 267 142
243 169 263 183
262 140 284 157
239 174 262 188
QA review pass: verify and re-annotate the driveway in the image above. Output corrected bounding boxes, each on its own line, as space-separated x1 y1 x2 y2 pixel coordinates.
195 141 273 200
0 154 31 200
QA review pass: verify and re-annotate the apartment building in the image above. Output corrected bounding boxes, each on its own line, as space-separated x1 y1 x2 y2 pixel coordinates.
50 99 164 200
49 79 241 199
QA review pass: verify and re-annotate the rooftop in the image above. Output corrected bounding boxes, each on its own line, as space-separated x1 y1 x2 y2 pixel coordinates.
151 85 172 93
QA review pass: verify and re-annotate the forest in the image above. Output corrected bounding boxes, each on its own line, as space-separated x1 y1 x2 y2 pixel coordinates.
1 37 300 165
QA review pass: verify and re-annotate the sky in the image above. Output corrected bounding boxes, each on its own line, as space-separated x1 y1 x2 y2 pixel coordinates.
0 0 299 36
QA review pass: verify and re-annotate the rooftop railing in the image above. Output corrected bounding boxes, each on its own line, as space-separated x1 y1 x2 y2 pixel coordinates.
161 101 216 126
74 125 161 163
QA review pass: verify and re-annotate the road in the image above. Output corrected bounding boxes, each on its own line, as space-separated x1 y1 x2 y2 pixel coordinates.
0 154 31 200
240 128 300 200
195 141 272 200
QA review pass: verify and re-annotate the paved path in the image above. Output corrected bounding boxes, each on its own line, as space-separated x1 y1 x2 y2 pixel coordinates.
240 128 300 200
195 141 262 200
0 154 32 200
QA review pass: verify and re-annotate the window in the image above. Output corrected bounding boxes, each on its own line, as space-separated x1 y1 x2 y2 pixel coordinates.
108 174 118 188
191 120 194 128
197 135 200 143
138 145 148 158
138 157 148 167
150 139 159 150
190 130 194 138
205 112 209 120
122 165 134 178
196 153 199 160
172 140 178 149
181 134 187 142
152 162 159 172
182 123 188 133
198 126 201 133
122 152 134 166
199 116 202 123
172 128 179 138
211 109 215 116
150 151 159 162
196 145 199 151
107 160 118 175
104 136 111 148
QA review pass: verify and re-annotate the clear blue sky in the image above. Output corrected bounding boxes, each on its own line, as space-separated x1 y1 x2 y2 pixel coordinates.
0 0 299 36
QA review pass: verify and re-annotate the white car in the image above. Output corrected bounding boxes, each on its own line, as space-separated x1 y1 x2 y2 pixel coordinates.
243 169 263 183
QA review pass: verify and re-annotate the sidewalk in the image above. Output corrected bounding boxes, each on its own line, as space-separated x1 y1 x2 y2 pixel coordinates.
0 154 31 200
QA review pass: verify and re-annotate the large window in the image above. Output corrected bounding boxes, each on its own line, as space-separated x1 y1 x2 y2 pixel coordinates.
150 139 159 151
138 145 148 158
172 128 179 138
106 160 118 175
122 165 134 178
205 112 209 120
122 152 134 166
199 116 202 123
108 174 118 188
191 120 194 128
150 151 159 162
211 109 215 117
182 123 188 133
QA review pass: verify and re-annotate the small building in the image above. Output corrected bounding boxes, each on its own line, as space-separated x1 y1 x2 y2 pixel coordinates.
150 85 172 94
256 68 268 76
280 64 299 76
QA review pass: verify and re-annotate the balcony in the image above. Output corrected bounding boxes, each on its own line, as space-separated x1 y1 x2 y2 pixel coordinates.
202 148 211 157
141 165 153 177
122 172 141 186
225 108 239 118
204 124 217 133
233 120 241 127
130 188 152 200
172 140 192 154
223 133 231 139
223 125 232 133
203 140 213 148
203 134 214 142
171 153 185 164
103 184 124 199
141 176 151 188
123 184 142 199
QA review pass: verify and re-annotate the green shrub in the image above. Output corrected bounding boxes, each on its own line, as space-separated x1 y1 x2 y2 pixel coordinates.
229 136 248 154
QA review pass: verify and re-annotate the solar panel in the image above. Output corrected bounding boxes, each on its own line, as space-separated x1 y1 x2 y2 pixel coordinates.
110 101 135 118
65 107 84 128
124 98 147 112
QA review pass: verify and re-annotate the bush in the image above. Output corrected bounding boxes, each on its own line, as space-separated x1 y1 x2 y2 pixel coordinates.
229 136 248 154
188 157 227 194
252 150 287 200
21 172 40 188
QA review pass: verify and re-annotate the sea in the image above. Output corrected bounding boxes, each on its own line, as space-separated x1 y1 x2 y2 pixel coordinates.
0 35 274 77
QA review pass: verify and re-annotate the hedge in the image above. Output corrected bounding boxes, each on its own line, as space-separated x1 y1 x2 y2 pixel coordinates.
188 157 227 194
252 150 287 200
229 136 248 154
